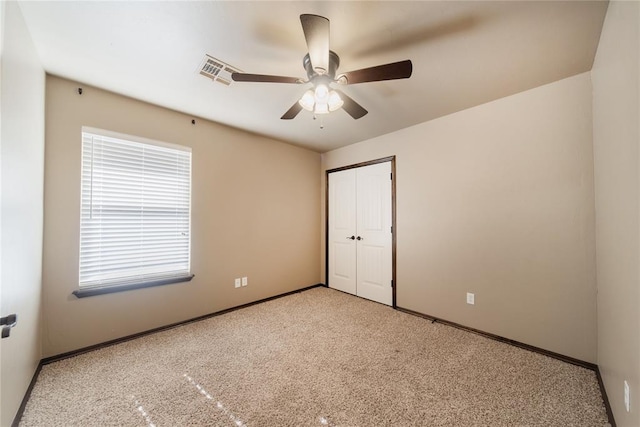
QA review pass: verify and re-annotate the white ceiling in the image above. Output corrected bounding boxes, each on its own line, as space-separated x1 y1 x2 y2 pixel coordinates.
18 1 608 152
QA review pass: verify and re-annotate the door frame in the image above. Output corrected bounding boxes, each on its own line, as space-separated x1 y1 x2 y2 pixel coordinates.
325 156 397 308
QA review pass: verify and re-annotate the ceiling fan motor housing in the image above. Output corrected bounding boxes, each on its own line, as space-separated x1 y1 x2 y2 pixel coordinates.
304 50 340 80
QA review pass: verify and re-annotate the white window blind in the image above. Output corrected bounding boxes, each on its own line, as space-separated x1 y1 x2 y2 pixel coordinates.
79 128 192 288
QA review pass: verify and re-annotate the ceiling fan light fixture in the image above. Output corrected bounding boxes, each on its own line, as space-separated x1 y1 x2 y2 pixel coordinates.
327 90 344 112
314 102 329 115
313 84 334 114
314 84 329 101
299 89 315 111
299 84 342 115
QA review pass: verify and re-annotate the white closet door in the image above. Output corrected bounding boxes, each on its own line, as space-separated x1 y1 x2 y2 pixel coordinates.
356 162 392 306
328 162 393 306
328 168 357 295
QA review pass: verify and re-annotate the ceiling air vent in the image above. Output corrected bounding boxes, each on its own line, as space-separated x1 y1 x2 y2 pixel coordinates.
199 55 241 86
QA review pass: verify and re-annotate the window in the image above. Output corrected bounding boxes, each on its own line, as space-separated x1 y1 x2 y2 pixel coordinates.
75 127 193 297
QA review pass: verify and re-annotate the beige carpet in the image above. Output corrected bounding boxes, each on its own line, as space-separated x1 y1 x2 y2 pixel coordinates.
20 287 609 426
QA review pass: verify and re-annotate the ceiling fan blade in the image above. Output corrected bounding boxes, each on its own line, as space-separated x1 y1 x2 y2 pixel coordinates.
339 60 413 85
281 102 303 120
232 73 302 84
300 14 330 75
334 90 368 119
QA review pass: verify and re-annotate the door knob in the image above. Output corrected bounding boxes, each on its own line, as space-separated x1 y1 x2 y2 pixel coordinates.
356 236 363 241
346 236 355 240
1 314 17 339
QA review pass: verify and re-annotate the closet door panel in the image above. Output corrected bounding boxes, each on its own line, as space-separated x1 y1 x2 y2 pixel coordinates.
328 169 357 295
356 162 393 306
328 162 393 306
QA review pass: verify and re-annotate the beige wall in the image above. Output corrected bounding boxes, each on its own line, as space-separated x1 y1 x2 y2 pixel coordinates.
322 72 597 363
0 1 45 426
42 76 321 357
592 1 640 425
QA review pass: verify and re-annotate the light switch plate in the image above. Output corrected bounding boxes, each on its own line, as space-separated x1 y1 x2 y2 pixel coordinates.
466 293 475 305
241 277 248 287
624 380 630 412
234 278 241 288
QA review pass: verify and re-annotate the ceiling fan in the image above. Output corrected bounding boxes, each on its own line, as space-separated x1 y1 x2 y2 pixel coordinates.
232 14 413 120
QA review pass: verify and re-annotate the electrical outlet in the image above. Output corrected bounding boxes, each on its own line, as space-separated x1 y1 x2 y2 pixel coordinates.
624 380 630 412
234 278 241 288
466 293 475 305
241 277 248 287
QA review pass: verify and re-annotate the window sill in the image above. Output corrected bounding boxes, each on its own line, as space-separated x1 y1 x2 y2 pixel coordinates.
72 274 195 298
